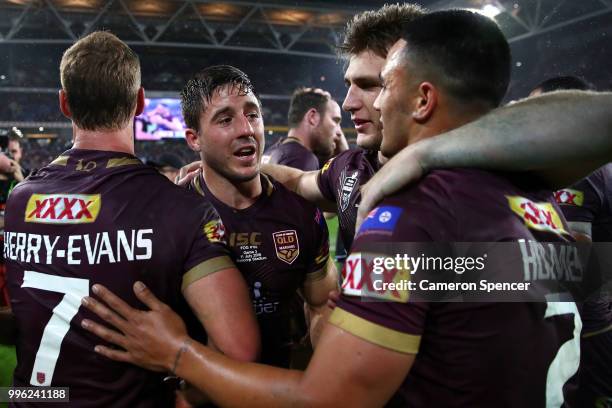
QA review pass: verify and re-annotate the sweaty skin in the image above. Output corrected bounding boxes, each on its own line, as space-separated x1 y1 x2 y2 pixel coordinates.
81 282 414 408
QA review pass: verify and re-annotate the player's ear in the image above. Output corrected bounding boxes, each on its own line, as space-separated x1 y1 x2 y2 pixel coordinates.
134 87 145 117
306 108 320 127
59 90 72 119
412 81 437 123
185 128 201 152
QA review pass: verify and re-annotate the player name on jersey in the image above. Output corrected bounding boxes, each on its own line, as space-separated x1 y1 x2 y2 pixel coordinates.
4 229 153 265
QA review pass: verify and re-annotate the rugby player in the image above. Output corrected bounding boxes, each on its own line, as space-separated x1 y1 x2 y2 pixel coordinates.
180 65 338 366
539 76 611 408
556 162 612 408
4 32 259 407
530 75 593 97
80 10 584 407
262 87 342 171
259 4 425 252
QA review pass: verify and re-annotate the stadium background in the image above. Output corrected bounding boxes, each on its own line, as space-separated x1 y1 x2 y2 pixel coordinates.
1 0 611 402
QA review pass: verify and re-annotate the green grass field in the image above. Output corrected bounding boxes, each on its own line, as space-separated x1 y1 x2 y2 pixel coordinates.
0 344 16 408
326 216 338 261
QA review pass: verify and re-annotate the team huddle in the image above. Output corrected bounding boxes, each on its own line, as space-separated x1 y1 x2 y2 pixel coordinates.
1 3 611 408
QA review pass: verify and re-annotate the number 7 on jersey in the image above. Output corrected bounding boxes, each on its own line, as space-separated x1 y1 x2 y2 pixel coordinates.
22 271 89 386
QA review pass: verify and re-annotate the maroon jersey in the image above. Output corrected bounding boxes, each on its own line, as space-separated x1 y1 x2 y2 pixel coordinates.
317 148 380 250
555 165 612 334
331 169 581 407
262 137 320 171
5 149 233 408
555 164 612 405
189 173 329 367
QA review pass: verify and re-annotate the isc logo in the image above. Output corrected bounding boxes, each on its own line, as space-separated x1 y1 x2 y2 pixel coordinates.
25 194 101 224
229 232 261 247
507 196 568 235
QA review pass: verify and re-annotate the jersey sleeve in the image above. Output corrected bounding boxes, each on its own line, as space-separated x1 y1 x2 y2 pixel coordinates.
555 170 604 224
182 200 235 291
304 207 331 282
316 150 352 203
330 178 456 354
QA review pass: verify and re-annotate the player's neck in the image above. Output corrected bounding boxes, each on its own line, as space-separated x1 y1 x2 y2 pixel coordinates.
72 123 135 155
286 128 312 151
203 167 263 210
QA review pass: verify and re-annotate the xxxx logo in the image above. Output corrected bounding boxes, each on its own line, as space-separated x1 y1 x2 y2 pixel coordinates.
341 252 409 302
507 196 568 235
25 194 101 224
554 189 584 206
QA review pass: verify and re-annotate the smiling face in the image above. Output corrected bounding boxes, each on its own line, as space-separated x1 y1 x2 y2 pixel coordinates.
188 84 264 183
342 51 386 150
373 39 416 158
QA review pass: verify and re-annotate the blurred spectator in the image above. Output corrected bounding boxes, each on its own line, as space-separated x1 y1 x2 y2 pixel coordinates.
146 152 184 182
529 75 594 96
263 87 342 171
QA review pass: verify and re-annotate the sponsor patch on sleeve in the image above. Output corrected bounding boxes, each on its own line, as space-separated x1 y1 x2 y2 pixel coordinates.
204 219 226 244
356 206 403 236
25 193 101 224
507 195 569 235
341 252 410 303
554 189 584 206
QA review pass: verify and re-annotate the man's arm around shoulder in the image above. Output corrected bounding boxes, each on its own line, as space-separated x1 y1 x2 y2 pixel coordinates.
261 163 336 211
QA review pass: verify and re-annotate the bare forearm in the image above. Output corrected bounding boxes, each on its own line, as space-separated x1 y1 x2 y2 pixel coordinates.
418 91 612 184
261 163 304 193
0 307 16 345
309 306 331 348
175 339 306 408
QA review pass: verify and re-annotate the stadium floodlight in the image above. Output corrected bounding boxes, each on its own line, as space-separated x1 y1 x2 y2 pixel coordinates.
480 3 503 19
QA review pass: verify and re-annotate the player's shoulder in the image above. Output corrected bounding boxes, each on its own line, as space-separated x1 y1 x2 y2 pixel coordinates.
587 163 612 193
323 147 373 171
384 168 542 221
266 173 320 213
408 168 539 200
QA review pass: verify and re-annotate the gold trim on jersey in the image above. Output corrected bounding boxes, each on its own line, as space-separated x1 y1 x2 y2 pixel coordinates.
260 173 275 196
304 264 328 283
329 307 421 354
582 323 612 339
50 156 69 166
191 176 205 197
314 251 329 267
106 157 141 168
182 255 235 291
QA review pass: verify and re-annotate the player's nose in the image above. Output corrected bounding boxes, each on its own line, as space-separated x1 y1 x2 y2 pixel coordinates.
342 86 360 113
237 114 255 137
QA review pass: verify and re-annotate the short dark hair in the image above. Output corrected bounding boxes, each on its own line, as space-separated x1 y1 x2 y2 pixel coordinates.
338 3 426 58
287 87 330 128
60 31 141 130
534 76 594 93
181 65 258 131
399 10 511 108
7 127 23 143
